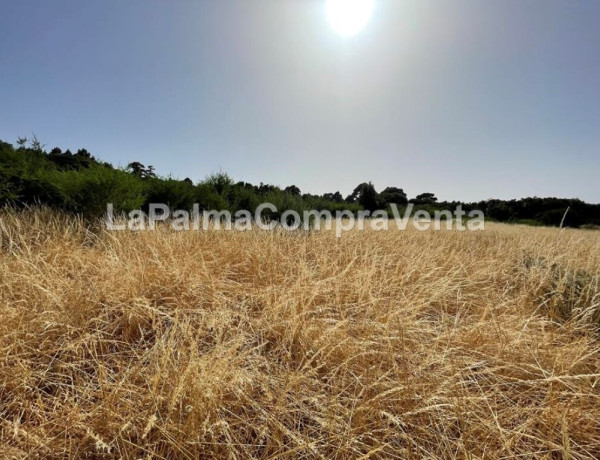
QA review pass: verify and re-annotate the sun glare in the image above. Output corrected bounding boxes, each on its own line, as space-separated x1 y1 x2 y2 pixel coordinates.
326 0 374 37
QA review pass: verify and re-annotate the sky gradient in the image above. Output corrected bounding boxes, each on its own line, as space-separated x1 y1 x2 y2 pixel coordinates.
1 0 599 202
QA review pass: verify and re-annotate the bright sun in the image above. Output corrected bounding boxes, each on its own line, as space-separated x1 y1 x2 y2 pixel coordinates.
326 0 374 37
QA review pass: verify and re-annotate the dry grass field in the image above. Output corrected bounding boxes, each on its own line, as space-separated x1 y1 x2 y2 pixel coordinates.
1 208 599 459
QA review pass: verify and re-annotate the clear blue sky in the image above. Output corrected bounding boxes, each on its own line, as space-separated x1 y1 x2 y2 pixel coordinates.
1 0 599 202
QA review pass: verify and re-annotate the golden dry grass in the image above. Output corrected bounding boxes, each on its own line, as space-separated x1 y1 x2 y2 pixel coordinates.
0 208 599 459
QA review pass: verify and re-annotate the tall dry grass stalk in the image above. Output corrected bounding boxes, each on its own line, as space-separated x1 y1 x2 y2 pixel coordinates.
0 208 599 458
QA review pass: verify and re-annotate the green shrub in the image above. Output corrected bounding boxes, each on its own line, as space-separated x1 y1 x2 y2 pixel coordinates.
49 167 145 216
143 178 197 211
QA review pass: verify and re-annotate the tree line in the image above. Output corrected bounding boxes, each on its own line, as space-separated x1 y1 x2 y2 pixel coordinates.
1 137 599 228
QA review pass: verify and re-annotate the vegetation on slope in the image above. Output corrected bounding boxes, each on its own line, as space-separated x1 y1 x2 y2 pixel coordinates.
2 137 599 227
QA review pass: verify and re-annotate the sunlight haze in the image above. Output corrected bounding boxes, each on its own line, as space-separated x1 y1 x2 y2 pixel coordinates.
1 0 599 202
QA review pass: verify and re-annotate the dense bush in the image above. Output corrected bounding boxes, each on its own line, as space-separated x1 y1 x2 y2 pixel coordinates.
50 167 146 215
1 137 599 226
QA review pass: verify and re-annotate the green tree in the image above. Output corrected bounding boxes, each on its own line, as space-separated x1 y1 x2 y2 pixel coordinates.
348 182 380 211
380 187 408 206
204 171 233 196
284 185 301 196
412 193 437 205
127 162 155 179
127 161 146 177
